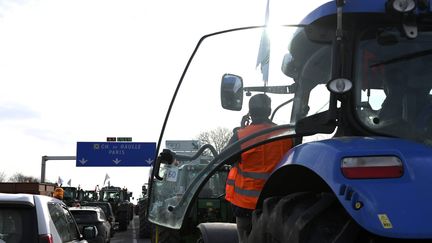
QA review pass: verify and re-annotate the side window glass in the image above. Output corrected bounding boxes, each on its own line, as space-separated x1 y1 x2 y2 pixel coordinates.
48 203 80 242
99 210 107 221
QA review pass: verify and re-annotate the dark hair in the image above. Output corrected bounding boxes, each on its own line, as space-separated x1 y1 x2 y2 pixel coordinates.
249 94 271 118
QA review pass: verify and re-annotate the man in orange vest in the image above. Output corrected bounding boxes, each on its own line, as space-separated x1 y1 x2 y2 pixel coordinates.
225 93 293 243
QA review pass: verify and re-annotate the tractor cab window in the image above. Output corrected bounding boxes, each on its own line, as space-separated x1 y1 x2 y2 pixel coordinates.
103 192 120 201
63 190 74 200
355 27 432 144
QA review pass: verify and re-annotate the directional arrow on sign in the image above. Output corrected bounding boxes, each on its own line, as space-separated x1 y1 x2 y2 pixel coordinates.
113 158 121 164
145 158 153 165
79 158 88 165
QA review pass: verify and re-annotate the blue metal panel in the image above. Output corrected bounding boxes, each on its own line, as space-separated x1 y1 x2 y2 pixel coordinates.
276 137 432 238
76 142 156 167
300 0 387 25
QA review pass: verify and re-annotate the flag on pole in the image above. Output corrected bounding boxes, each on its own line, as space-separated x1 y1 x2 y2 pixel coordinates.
57 176 64 186
103 173 110 186
67 179 72 187
256 0 271 84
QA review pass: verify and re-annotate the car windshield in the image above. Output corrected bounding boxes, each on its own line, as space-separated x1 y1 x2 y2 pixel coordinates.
355 26 432 144
0 206 38 242
148 26 332 229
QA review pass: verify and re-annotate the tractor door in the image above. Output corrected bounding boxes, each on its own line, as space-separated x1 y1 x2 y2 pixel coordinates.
147 26 333 229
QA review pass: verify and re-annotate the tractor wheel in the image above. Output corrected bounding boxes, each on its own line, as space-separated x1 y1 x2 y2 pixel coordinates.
248 192 362 243
151 225 182 243
119 219 128 231
139 207 152 238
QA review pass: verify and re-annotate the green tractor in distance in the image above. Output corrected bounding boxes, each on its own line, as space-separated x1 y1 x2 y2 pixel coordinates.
99 186 134 231
150 140 235 243
61 186 84 206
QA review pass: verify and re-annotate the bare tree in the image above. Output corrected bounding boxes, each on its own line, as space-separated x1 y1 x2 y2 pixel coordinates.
196 127 232 154
0 172 6 182
9 172 39 183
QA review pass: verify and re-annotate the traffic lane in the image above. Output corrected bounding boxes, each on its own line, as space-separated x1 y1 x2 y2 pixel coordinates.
111 215 150 243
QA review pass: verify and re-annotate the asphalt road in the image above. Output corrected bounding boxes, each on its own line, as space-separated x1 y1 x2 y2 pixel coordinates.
111 215 151 243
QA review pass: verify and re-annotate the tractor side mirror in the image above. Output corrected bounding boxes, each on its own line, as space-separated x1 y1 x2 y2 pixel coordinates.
221 73 243 111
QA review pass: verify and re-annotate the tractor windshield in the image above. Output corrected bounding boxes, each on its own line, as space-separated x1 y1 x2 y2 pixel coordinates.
101 191 120 201
355 26 432 144
149 26 333 229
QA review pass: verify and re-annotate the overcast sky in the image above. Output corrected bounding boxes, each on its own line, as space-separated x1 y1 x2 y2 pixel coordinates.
0 0 329 202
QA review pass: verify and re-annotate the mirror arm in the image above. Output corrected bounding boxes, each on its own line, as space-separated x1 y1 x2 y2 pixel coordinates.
244 84 296 94
175 144 218 161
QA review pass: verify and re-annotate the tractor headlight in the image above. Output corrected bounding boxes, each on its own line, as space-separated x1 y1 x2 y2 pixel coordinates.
327 78 352 94
388 0 416 13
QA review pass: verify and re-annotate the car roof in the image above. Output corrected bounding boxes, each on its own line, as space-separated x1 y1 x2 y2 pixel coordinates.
0 193 62 207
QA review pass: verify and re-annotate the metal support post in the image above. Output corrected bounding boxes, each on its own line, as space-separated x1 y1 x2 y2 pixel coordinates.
40 156 77 183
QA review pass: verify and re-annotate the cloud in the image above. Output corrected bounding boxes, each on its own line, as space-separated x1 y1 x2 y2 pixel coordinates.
0 103 39 121
23 127 70 145
0 0 34 18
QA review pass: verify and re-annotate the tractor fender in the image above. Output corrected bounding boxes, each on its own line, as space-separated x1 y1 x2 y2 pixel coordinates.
259 137 432 239
197 223 238 243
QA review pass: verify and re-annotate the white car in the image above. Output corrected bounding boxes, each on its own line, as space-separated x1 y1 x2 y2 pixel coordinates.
0 193 96 243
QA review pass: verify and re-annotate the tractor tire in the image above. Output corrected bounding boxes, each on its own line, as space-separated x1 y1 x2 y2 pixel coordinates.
247 192 359 243
139 208 152 238
129 205 134 221
151 225 182 243
119 220 128 231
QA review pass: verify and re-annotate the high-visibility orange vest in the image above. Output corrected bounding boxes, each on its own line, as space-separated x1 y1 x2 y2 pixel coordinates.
225 123 293 209
225 165 237 202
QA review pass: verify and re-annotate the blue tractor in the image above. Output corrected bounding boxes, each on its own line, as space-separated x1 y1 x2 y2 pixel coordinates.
148 0 432 242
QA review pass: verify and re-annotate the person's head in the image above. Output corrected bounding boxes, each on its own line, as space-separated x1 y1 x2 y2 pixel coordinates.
53 187 64 200
249 93 271 120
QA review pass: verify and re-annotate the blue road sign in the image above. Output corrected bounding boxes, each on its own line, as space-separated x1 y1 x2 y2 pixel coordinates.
76 142 156 167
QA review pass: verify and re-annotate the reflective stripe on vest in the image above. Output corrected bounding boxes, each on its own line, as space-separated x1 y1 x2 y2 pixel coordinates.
235 163 270 180
225 166 237 202
226 178 235 185
234 186 261 197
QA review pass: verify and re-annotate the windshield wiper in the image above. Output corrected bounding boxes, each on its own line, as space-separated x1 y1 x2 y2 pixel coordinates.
370 48 432 67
